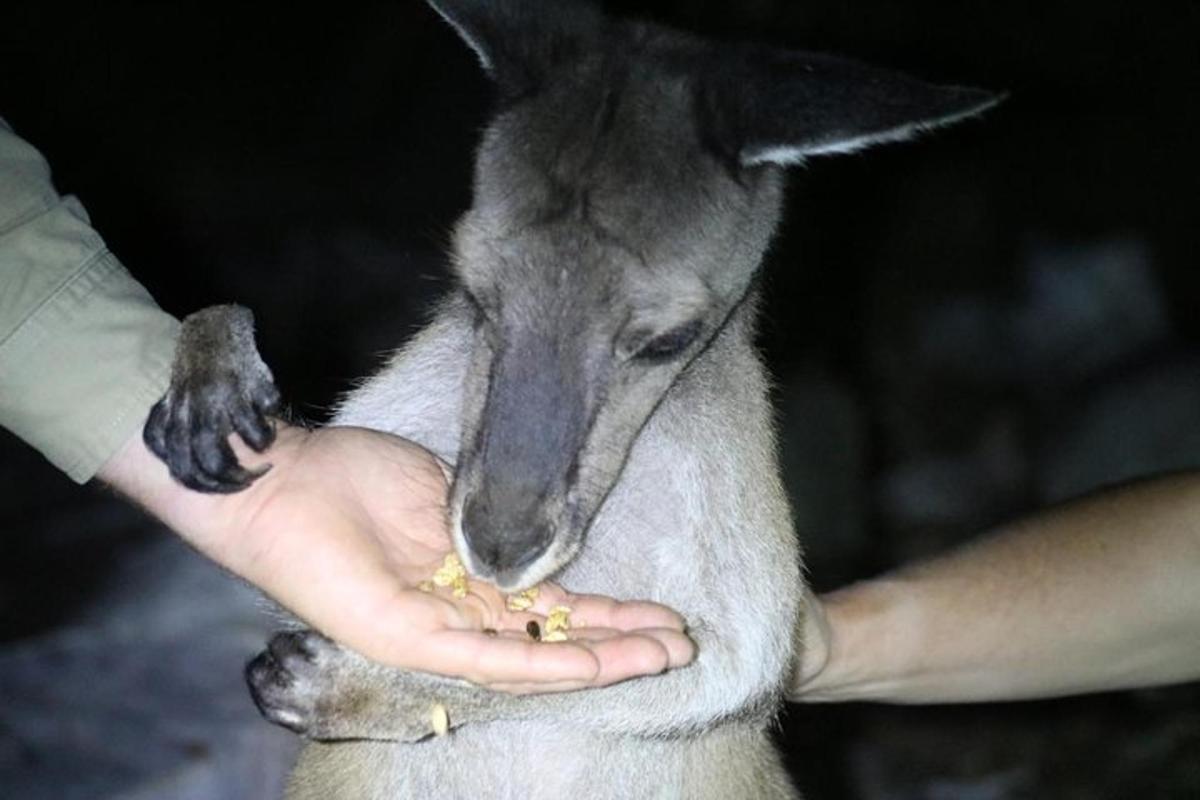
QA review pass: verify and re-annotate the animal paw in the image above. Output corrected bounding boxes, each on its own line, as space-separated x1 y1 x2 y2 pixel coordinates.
245 630 333 735
245 630 451 742
143 304 281 493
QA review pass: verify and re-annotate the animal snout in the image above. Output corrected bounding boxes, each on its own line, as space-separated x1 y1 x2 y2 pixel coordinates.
461 494 554 577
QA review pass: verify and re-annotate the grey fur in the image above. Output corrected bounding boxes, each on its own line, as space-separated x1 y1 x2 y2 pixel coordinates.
144 304 280 493
269 288 803 799
147 2 999 796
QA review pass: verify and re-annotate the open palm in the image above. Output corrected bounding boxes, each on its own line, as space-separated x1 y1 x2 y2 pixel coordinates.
202 425 695 693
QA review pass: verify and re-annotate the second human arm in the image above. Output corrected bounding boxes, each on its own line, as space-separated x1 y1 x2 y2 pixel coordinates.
792 472 1200 703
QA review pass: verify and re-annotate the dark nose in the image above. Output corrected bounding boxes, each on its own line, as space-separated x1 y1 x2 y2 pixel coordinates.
461 494 554 575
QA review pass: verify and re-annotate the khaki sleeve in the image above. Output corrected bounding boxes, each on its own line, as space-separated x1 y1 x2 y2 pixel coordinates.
0 118 180 482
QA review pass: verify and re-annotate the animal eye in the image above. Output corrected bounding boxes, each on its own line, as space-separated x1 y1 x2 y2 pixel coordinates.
633 320 703 363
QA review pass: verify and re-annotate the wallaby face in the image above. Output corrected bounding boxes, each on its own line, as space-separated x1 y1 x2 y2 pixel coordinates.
144 1 998 585
445 30 788 590
434 0 1001 590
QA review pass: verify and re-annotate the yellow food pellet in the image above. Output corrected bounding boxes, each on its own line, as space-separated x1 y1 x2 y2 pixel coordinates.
430 702 449 736
506 595 533 612
545 605 572 634
417 580 435 593
541 630 569 643
431 554 469 599
505 586 540 612
431 553 465 585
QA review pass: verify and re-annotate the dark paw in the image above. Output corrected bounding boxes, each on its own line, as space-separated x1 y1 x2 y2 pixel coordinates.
144 305 281 493
246 630 334 735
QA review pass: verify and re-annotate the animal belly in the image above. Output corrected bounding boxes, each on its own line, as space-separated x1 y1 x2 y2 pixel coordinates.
286 721 796 800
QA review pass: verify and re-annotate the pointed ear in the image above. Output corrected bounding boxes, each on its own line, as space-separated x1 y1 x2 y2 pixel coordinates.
426 0 605 99
699 46 1004 167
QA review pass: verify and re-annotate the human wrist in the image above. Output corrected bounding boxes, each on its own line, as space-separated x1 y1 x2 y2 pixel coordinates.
97 419 308 563
794 577 921 702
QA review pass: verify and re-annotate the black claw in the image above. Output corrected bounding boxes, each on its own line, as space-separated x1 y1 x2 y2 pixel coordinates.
245 651 303 732
178 466 239 494
192 426 234 475
143 399 170 460
254 383 282 415
246 651 283 691
146 385 276 493
245 633 325 734
165 412 198 485
232 405 275 452
142 304 282 495
269 631 320 663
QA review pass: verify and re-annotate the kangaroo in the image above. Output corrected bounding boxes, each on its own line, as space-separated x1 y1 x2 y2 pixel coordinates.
143 1 998 797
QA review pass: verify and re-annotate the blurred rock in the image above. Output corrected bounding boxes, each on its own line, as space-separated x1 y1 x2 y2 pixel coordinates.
865 234 1176 546
876 412 1027 559
1011 238 1168 384
0 533 296 800
845 709 1038 800
1036 353 1200 503
822 691 1200 800
912 295 1015 384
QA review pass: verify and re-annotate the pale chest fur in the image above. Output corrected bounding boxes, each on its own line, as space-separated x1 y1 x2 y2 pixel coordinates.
327 305 802 795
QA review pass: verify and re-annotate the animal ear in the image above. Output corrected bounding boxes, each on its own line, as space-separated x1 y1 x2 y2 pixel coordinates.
699 46 1003 167
426 0 605 99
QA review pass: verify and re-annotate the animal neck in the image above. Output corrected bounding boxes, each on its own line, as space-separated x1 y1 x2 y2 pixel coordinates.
570 278 795 600
641 281 778 496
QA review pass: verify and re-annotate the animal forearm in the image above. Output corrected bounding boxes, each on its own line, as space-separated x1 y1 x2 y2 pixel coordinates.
252 625 780 743
792 472 1200 703
509 637 782 736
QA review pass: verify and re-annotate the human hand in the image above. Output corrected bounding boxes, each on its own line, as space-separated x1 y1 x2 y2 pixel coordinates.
100 423 695 692
789 585 834 699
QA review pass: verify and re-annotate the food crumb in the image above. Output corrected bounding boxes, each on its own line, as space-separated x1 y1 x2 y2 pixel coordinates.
430 703 449 737
505 586 540 612
431 554 469 599
535 605 573 642
545 605 572 634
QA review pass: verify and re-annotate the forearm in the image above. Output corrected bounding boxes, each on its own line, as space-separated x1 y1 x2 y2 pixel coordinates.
0 117 179 481
796 472 1200 703
98 422 321 578
97 422 359 638
97 422 286 564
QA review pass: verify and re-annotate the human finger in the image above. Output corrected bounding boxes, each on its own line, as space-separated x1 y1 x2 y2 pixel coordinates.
534 589 688 633
484 627 695 693
421 629 602 686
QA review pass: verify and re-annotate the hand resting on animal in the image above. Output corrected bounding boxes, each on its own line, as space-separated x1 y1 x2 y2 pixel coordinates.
793 471 1200 704
101 402 694 694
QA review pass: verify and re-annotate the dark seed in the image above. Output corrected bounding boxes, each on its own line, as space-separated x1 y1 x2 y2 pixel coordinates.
526 620 541 641
482 628 498 637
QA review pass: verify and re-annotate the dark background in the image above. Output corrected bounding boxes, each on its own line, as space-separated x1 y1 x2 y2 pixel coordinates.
2 2 1198 798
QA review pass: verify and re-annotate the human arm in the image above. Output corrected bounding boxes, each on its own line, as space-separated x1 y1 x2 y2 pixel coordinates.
0 116 178 481
791 472 1200 703
1 118 691 691
99 421 693 692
